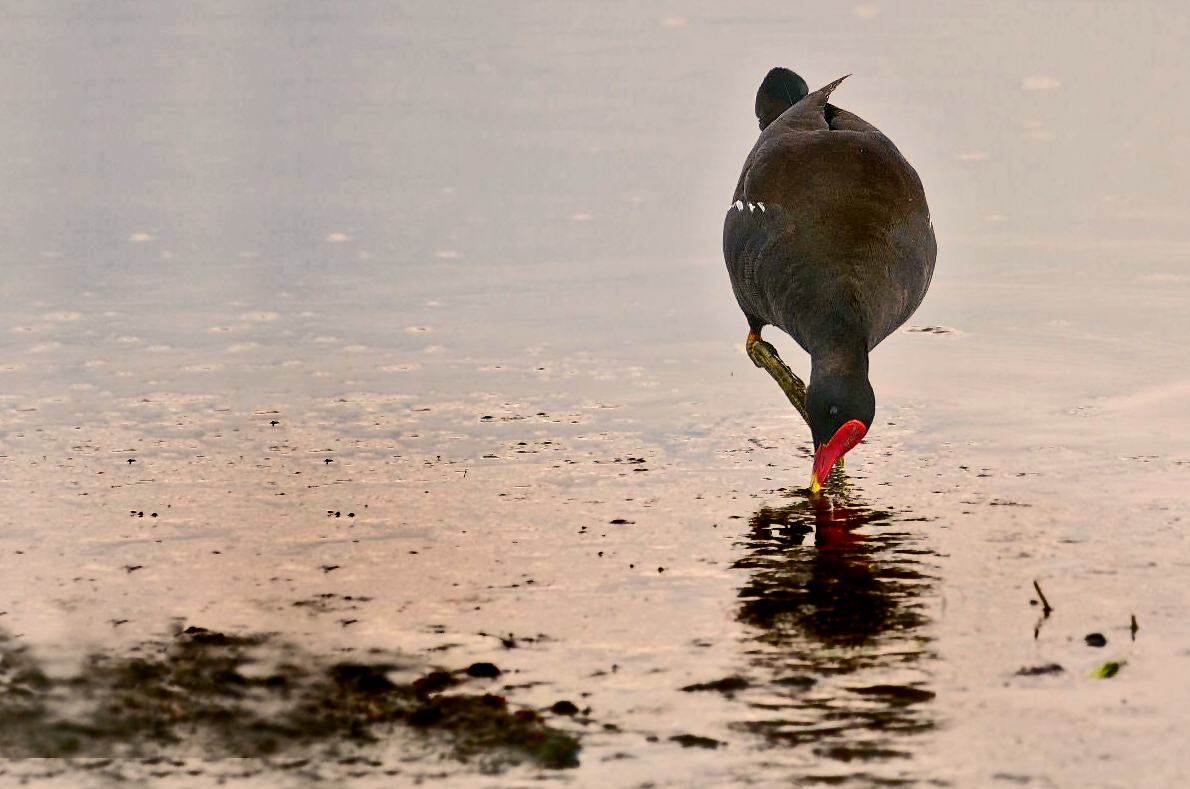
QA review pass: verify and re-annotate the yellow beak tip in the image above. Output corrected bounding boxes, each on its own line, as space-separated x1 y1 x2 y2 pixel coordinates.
810 475 822 494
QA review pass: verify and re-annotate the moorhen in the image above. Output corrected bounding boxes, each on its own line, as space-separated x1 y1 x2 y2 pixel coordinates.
724 68 936 493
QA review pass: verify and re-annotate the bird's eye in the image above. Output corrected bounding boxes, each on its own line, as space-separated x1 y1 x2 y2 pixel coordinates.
829 405 838 417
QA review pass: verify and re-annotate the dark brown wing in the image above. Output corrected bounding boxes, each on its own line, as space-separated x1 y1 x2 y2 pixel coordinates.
824 104 880 133
724 77 935 352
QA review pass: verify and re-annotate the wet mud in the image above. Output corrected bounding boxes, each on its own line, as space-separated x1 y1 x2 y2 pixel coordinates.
0 625 579 777
0 327 1184 787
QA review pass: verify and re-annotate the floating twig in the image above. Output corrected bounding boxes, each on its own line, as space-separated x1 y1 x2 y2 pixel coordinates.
1033 580 1053 617
1032 579 1054 640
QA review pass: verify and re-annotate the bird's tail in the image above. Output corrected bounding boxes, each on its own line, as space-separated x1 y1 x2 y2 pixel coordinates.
808 75 850 110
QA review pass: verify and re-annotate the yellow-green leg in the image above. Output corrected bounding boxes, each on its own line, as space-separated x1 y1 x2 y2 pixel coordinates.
744 331 845 471
746 330 811 427
747 331 848 482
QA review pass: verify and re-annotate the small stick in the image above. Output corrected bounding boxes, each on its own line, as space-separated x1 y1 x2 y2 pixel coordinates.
1130 614 1138 641
1033 580 1053 617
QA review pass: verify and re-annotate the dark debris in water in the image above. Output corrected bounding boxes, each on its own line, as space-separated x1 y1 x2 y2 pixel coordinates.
813 744 909 762
1016 664 1064 676
0 627 580 772
548 700 579 716
680 676 750 695
465 662 501 678
668 733 722 749
772 675 817 688
845 685 936 705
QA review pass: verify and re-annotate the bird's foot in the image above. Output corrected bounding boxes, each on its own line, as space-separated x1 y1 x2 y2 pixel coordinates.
745 333 811 427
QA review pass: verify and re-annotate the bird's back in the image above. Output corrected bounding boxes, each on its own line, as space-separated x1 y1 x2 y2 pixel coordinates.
724 77 936 356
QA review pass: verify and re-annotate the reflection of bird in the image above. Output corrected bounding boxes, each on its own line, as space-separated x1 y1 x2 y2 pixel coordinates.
735 491 926 647
724 68 936 492
731 491 937 758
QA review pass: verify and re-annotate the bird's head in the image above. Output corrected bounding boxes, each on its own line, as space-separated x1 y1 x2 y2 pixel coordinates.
806 374 874 494
755 67 809 131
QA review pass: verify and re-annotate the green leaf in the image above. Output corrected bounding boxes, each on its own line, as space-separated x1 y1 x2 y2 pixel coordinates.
1089 660 1126 679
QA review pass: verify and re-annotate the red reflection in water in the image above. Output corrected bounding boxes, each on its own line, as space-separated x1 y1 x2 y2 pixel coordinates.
811 493 882 549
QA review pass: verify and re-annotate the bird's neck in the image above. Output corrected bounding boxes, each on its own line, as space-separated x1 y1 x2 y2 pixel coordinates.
810 336 869 380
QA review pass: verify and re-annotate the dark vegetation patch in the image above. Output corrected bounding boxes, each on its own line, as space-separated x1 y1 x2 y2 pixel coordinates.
0 627 580 771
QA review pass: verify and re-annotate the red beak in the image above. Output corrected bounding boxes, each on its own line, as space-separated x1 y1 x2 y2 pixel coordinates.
810 419 868 493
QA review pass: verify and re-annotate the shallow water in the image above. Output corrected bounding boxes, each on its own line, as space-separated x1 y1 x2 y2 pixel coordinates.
3 1 1190 786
